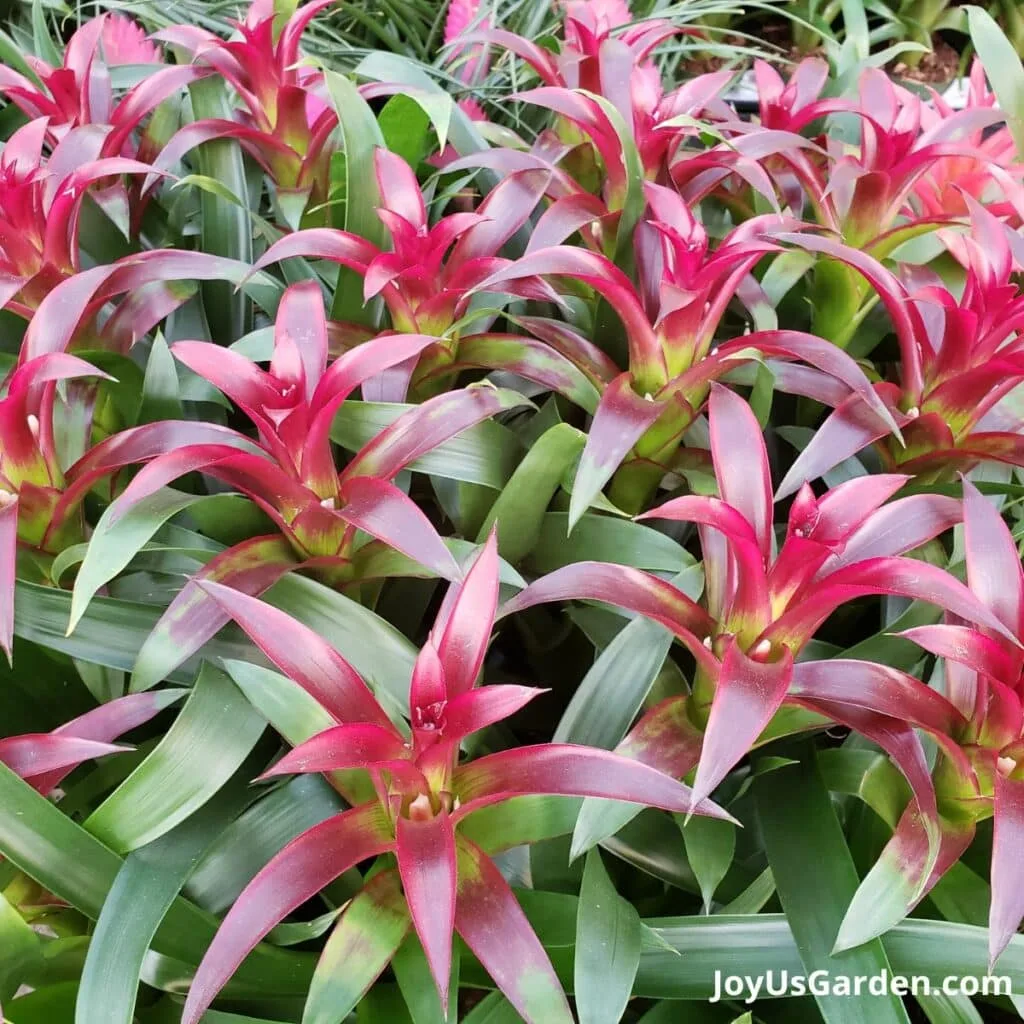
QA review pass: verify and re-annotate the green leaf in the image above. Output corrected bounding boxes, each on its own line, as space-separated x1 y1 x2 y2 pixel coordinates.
393 932 459 1024
603 810 700 894
841 0 870 59
138 334 183 424
0 891 41 1003
75 752 264 1024
187 76 254 341
461 993 526 1024
354 53 491 170
927 861 989 928
718 867 776 916
638 1002 737 1024
147 1000 294 1023
378 94 447 168
30 0 62 66
749 361 775 429
817 747 911 829
186 775 342 914
357 985 414 1024
530 513 697 576
753 747 911 1024
477 423 585 564
68 489 219 636
0 762 316 993
574 851 642 1024
631 913 1024 999
916 992 984 1024
967 6 1024 155
554 612 673 749
458 796 584 855
5 983 79 1024
267 906 344 946
15 581 249 678
378 94 431 166
0 27 41 84
322 70 387 325
332 402 523 488
304 870 411 1024
222 659 337 746
680 816 736 914
84 664 265 852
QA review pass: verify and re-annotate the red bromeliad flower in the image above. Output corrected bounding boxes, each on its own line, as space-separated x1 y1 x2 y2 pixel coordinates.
0 345 282 661
912 59 1024 266
469 182 901 519
0 9 205 240
668 58 851 226
100 13 162 65
750 58 852 135
820 68 1011 248
669 60 1020 353
834 479 1024 970
155 0 339 224
442 0 491 121
473 0 679 101
178 534 730 1024
0 119 165 317
447 0 729 218
252 148 601 404
0 13 202 153
499 387 1009 851
443 29 732 254
85 280 528 684
779 201 1024 497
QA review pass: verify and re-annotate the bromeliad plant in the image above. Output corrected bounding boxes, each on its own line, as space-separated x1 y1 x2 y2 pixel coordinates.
501 385 1007 847
153 0 343 225
250 147 590 400
178 535 730 1024
7 2 1024 1022
824 480 1024 967
779 200 1024 496
468 183 902 519
74 279 527 686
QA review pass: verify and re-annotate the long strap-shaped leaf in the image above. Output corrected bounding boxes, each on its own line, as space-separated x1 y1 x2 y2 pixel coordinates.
303 869 411 1024
83 664 266 853
75 749 267 1024
0 761 316 993
754 745 912 1024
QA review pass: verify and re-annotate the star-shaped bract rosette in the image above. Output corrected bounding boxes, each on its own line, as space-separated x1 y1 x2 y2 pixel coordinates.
78 279 528 688
500 385 1011 858
178 531 732 1024
152 0 340 219
250 148 596 406
469 183 903 521
832 479 1024 969
778 200 1024 498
